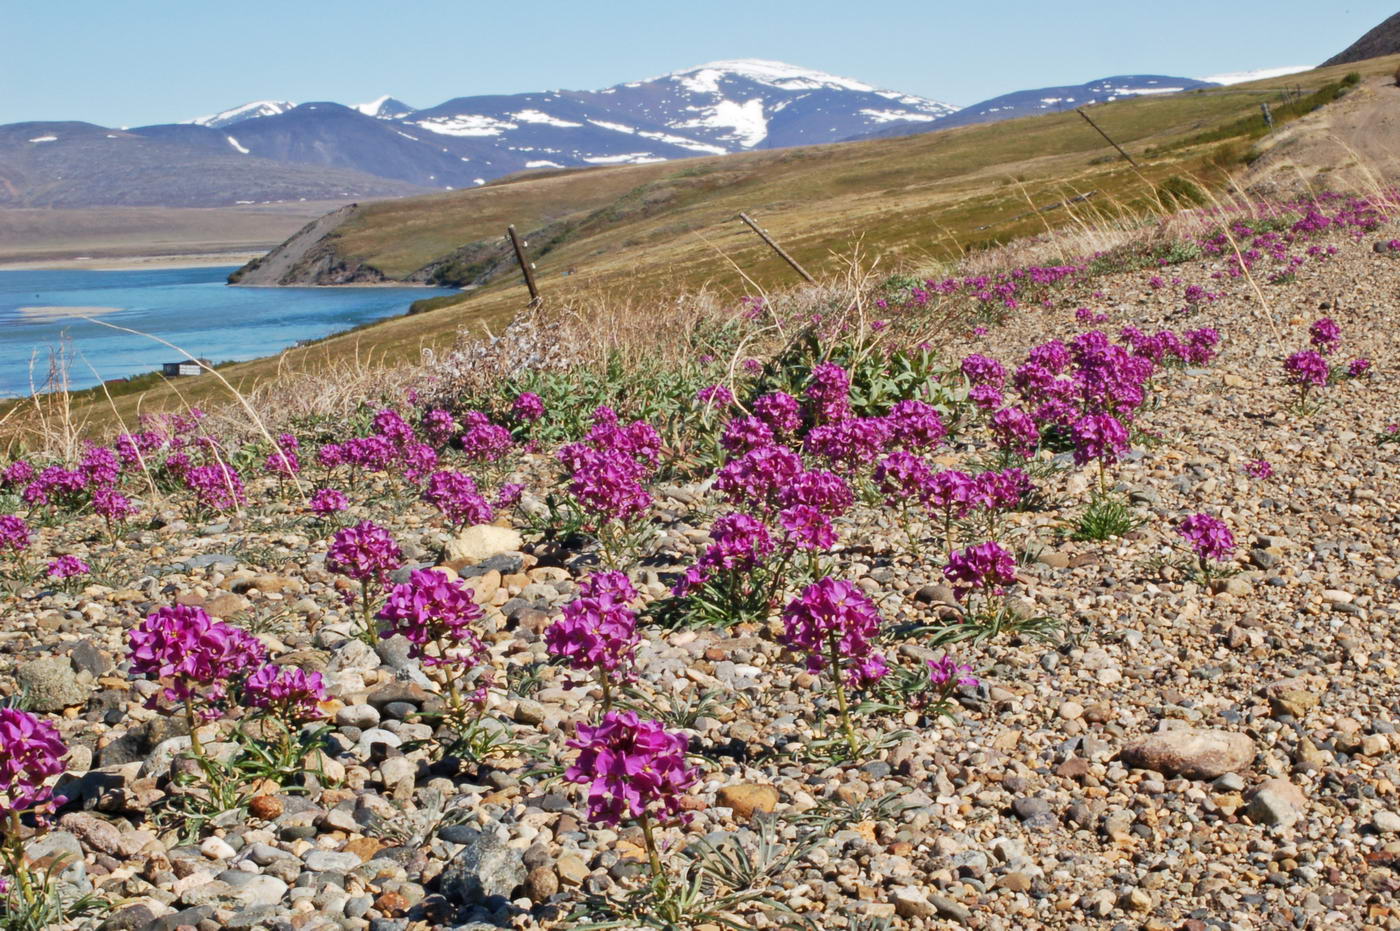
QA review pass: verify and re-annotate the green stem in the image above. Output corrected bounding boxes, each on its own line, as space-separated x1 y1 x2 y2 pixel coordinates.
638 810 665 887
1097 459 1106 497
598 668 613 711
826 633 859 757
6 813 35 909
185 699 204 759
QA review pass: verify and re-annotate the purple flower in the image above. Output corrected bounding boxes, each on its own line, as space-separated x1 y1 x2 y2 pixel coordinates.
0 461 35 487
421 408 458 447
325 521 402 591
564 711 697 827
423 471 493 527
1348 358 1372 378
46 555 90 579
1244 459 1273 479
459 411 514 462
927 653 980 690
806 363 851 423
720 416 775 454
885 400 946 450
310 487 349 515
128 604 267 713
972 468 1031 511
512 392 545 422
93 485 138 525
943 541 1017 599
1071 413 1130 467
494 482 525 510
0 515 31 553
1284 350 1329 388
378 569 487 669
714 445 803 511
804 417 893 471
1177 513 1235 562
1309 317 1341 355
961 354 1006 387
874 451 933 506
0 709 67 820
753 391 802 435
184 463 245 512
780 469 854 517
968 383 1004 411
80 445 121 488
778 504 837 551
546 573 640 681
781 578 885 688
696 384 735 409
243 664 327 721
698 512 774 571
1182 328 1221 365
924 470 976 520
990 407 1039 457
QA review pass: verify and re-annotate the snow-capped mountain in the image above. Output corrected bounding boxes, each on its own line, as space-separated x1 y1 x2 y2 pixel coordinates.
353 95 417 119
854 74 1218 140
183 100 297 129
1198 66 1312 86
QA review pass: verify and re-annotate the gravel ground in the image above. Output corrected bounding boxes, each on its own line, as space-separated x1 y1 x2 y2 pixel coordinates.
2 223 1399 931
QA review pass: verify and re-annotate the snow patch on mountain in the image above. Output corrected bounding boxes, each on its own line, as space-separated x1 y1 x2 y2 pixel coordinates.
415 115 518 137
512 110 584 127
225 135 249 154
665 59 877 93
186 101 296 128
1199 65 1313 85
678 98 769 148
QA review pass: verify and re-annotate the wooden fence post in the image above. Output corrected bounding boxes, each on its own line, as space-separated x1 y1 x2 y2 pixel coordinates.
737 212 816 284
1074 108 1141 170
506 225 541 305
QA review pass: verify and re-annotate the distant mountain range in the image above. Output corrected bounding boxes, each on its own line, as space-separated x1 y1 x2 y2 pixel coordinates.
1 59 1297 208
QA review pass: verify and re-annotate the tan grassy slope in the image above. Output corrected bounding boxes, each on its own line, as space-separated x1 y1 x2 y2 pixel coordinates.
16 55 1400 436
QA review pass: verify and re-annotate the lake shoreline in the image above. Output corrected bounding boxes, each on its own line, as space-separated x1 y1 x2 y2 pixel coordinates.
0 251 267 272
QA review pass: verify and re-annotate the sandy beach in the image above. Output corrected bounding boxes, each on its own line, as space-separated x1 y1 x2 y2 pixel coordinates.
0 251 265 272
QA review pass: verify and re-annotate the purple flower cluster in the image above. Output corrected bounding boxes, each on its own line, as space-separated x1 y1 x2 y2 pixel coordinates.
264 433 301 476
310 487 349 515
927 653 980 690
46 555 90 580
558 408 659 524
806 362 851 423
1071 412 1131 467
1177 513 1235 563
943 541 1017 599
781 578 887 688
243 663 327 721
128 604 267 713
1348 358 1371 378
695 384 735 409
1309 317 1341 355
93 485 138 525
546 572 640 683
423 471 493 528
990 406 1039 457
753 391 802 435
0 515 30 553
1244 459 1273 479
512 392 545 422
459 410 514 462
565 710 697 827
378 569 487 670
325 520 403 592
1284 350 1330 389
0 708 67 820
184 462 246 512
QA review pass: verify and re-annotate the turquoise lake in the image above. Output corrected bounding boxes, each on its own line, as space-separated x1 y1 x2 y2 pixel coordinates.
0 266 455 398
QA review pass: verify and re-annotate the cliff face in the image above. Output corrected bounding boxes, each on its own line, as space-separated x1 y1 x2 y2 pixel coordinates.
228 204 387 286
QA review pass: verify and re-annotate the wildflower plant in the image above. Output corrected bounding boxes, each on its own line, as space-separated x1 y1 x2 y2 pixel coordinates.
546 572 639 709
378 569 493 746
325 520 403 645
938 541 1056 644
781 578 887 756
564 710 697 886
1176 512 1237 581
0 710 102 928
1284 350 1330 413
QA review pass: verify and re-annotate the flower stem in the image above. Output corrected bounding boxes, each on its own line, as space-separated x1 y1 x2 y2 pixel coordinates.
184 699 204 759
826 633 858 757
6 813 36 909
638 810 665 888
598 668 613 711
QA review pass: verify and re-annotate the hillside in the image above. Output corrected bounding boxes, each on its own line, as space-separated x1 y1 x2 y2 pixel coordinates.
232 59 1384 295
0 122 428 208
1322 10 1400 66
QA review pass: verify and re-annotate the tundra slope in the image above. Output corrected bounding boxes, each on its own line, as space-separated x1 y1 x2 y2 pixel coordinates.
0 207 1397 929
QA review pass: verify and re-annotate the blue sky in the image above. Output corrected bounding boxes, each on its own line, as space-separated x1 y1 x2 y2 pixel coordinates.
3 0 1393 126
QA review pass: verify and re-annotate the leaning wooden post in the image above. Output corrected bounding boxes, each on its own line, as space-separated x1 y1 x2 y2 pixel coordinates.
1074 108 1141 170
506 225 541 306
737 212 816 284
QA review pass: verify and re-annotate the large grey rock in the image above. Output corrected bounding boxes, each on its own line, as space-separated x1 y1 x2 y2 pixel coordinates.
440 830 526 904
17 655 87 712
1247 778 1308 829
1120 728 1257 779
